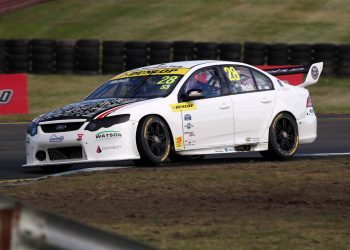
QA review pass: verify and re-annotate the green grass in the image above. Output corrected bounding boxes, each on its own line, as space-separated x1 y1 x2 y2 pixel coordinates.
0 75 348 122
2 157 350 249
0 0 349 43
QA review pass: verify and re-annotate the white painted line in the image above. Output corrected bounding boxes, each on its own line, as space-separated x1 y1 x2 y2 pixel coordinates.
297 152 350 157
0 166 131 186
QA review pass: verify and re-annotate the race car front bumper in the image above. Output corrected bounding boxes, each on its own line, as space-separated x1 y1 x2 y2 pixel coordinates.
24 120 140 167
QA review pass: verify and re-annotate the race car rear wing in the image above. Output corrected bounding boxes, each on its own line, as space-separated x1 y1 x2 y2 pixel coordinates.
263 62 323 88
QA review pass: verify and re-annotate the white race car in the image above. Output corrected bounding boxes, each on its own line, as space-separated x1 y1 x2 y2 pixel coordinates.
25 60 322 171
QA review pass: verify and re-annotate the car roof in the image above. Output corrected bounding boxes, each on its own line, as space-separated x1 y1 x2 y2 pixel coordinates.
137 60 244 69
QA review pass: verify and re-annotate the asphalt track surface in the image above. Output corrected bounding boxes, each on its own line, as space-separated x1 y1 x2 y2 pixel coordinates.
0 114 349 180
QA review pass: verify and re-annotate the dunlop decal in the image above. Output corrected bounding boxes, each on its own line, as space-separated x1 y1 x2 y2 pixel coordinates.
112 68 190 80
170 102 196 112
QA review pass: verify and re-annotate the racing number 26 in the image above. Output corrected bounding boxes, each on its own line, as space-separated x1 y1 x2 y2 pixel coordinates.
224 67 240 81
157 76 179 90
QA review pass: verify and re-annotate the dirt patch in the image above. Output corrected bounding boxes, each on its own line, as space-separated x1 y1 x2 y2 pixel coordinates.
1 157 350 249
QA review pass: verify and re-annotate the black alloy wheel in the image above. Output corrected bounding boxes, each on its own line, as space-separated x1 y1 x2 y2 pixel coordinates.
136 116 171 165
260 113 299 161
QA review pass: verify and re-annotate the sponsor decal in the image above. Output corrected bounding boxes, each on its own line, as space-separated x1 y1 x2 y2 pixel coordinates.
184 131 195 137
0 89 13 104
170 102 196 112
184 123 194 130
55 124 67 131
96 146 102 153
49 134 64 143
112 68 189 80
311 66 319 80
184 114 192 121
215 147 234 153
77 133 84 141
175 136 183 148
101 145 122 151
245 137 259 143
95 130 122 140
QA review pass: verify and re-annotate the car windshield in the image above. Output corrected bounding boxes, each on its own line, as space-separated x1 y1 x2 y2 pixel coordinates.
85 74 184 100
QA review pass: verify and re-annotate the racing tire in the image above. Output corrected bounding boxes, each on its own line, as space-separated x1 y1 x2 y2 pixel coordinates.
260 113 299 161
136 116 171 165
40 164 72 173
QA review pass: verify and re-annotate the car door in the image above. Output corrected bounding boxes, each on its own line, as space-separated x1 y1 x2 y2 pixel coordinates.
219 65 276 145
178 66 234 150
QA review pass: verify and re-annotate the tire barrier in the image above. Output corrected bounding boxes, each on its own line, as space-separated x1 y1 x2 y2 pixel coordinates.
55 40 76 74
289 44 312 66
337 45 350 76
31 39 55 74
195 42 218 60
0 39 7 73
76 39 100 74
102 40 124 74
7 39 30 73
173 41 194 61
125 41 148 70
219 43 241 61
244 42 266 65
149 41 171 65
0 39 349 77
267 43 289 65
312 43 336 76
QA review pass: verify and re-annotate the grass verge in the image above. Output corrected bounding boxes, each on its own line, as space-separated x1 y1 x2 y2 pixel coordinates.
1 157 350 249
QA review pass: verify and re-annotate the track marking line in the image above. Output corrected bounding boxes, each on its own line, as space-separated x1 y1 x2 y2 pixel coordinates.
297 152 350 157
0 166 131 186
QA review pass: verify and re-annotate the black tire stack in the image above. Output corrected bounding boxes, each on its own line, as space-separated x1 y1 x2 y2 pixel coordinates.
195 42 218 60
7 39 30 73
30 39 55 74
125 41 148 70
75 39 100 74
172 41 194 61
267 43 289 65
149 41 171 65
243 42 266 65
0 40 7 73
55 40 76 74
289 44 311 66
102 41 125 74
337 45 350 76
219 43 242 62
312 43 336 76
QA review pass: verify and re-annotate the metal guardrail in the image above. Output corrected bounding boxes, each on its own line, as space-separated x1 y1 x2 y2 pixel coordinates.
0 195 154 250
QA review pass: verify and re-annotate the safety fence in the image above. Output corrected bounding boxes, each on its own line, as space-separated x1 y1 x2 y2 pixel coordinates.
0 195 154 250
0 39 349 76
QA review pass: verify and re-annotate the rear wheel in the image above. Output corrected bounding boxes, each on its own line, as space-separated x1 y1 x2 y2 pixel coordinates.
260 113 299 161
136 116 171 165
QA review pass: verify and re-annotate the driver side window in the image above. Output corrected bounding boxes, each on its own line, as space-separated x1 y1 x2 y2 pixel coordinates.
183 68 223 99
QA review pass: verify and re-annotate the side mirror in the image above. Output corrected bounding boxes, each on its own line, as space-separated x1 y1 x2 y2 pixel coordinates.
181 89 204 102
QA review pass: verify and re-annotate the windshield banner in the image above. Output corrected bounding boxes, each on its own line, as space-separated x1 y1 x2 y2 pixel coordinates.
0 74 28 115
111 68 190 80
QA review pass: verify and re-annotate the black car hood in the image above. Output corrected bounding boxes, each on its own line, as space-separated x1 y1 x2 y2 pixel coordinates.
39 98 144 122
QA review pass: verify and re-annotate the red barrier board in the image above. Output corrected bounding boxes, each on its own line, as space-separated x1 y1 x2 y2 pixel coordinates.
257 65 304 86
0 74 28 115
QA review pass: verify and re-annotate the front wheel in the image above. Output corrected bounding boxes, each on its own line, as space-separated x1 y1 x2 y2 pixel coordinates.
260 113 299 161
136 116 171 165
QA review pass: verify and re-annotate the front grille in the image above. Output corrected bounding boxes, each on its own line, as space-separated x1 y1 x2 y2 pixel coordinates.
41 122 84 133
48 146 82 161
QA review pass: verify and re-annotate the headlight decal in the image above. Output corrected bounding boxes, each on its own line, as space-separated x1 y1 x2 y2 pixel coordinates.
85 114 130 132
